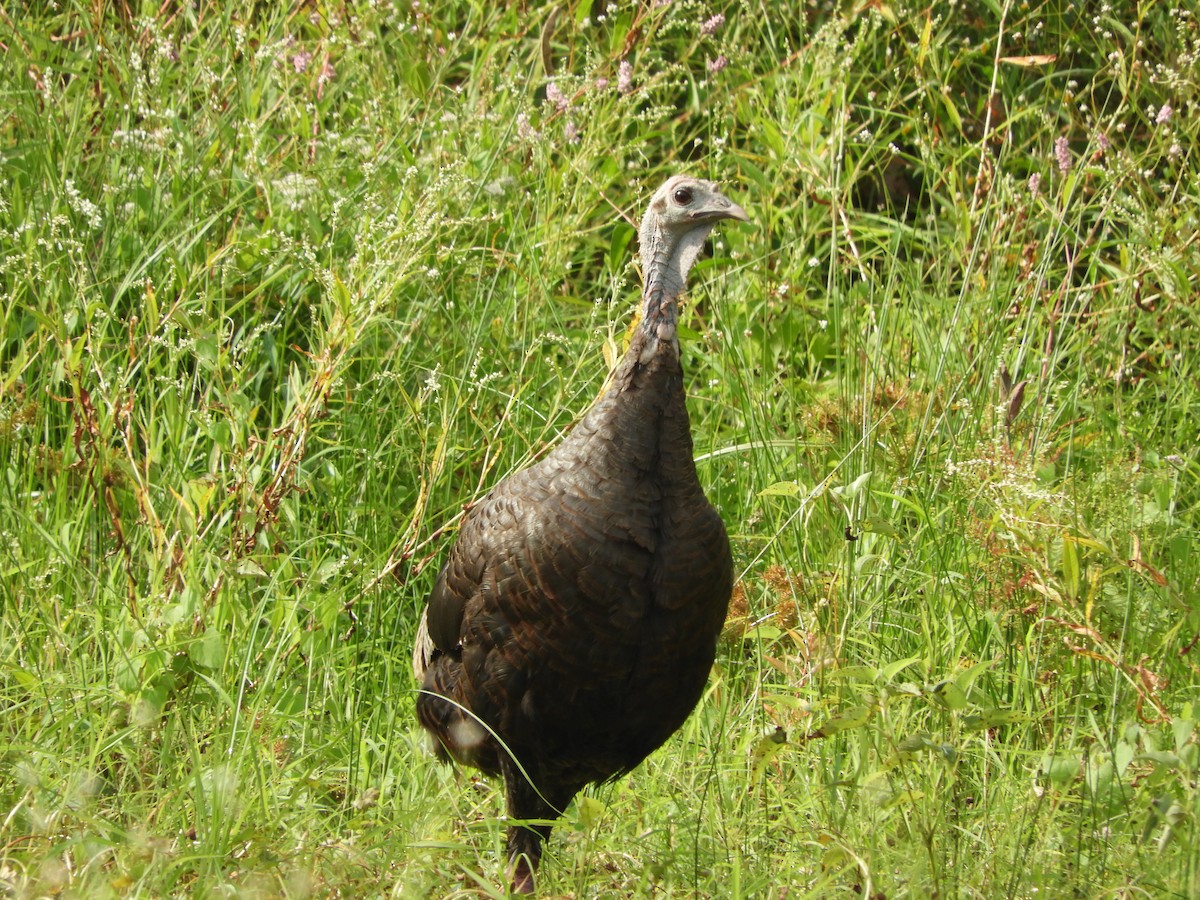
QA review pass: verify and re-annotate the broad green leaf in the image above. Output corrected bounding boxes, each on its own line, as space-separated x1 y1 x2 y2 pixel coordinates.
236 558 269 578
971 707 1028 728
746 624 783 642
1114 739 1136 775
762 692 811 711
1171 716 1196 752
189 628 226 670
576 797 608 830
916 14 932 70
1139 750 1183 770
927 680 968 711
1041 753 1079 786
858 517 904 540
188 479 216 519
832 471 872 500
854 553 887 575
750 726 788 783
897 733 934 753
880 657 922 681
828 665 878 682
818 706 873 735
1062 532 1080 599
759 480 802 498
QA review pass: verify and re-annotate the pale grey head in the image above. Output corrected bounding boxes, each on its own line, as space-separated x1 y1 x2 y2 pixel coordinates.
637 175 748 353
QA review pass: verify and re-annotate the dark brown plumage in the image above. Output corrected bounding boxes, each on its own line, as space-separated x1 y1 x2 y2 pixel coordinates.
412 175 747 893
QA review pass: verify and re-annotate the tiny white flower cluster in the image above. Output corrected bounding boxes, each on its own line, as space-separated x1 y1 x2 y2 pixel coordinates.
272 173 320 212
64 179 102 230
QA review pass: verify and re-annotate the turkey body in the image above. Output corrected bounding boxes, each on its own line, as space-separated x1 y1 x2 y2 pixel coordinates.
413 175 746 893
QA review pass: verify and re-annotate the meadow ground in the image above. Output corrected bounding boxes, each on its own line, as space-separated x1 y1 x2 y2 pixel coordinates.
2 1 1198 896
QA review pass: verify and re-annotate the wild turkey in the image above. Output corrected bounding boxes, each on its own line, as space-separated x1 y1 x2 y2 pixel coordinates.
412 175 747 893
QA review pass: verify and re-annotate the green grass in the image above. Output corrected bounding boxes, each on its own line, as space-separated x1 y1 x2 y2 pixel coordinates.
2 1 1198 896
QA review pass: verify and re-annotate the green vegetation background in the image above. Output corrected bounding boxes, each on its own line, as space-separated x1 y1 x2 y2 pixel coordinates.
2 1 1198 896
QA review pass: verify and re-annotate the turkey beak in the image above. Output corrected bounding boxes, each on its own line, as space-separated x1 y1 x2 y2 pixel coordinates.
695 196 750 224
721 199 750 223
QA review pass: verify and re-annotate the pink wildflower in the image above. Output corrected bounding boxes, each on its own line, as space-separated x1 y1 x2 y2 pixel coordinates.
517 113 539 140
1054 136 1071 173
546 81 569 112
617 60 634 95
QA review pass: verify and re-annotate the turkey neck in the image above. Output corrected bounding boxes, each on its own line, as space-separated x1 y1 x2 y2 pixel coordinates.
637 217 717 363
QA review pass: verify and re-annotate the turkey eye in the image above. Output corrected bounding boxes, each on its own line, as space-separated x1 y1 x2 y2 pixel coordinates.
672 188 693 205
